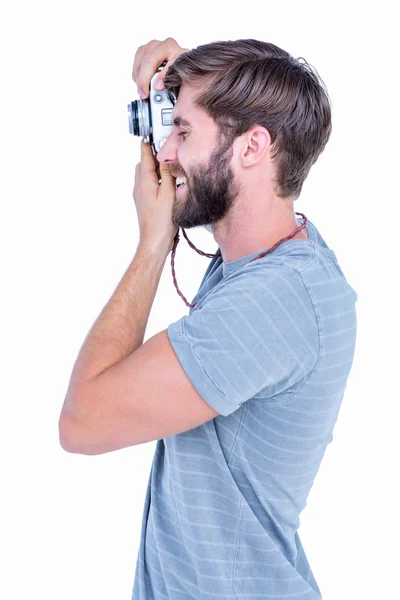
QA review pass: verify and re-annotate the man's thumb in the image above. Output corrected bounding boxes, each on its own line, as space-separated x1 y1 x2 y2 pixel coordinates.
159 164 175 189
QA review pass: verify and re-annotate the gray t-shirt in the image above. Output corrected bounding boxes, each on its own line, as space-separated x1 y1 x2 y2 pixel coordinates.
131 217 358 600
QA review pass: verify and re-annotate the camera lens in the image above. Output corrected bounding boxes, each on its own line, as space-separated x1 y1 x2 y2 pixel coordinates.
127 100 151 138
127 101 139 135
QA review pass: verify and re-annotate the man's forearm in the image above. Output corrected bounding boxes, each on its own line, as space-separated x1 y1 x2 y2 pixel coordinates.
62 241 169 418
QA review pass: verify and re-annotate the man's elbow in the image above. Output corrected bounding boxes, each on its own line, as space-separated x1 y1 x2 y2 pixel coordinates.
58 414 106 455
58 414 85 454
59 415 76 453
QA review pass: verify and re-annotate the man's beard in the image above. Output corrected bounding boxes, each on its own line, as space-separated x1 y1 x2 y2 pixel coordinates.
171 136 241 231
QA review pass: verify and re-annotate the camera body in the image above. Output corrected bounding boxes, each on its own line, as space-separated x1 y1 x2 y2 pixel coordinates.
127 65 174 157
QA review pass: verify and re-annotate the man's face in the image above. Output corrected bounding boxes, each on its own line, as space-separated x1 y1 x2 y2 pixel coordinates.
157 85 241 231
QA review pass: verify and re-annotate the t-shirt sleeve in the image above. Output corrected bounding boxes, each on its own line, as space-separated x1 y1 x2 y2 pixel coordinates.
167 266 319 416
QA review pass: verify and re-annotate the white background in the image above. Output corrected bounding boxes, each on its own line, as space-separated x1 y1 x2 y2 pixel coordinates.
1 1 399 599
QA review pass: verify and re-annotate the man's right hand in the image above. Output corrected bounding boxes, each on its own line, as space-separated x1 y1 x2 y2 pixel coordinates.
132 37 190 99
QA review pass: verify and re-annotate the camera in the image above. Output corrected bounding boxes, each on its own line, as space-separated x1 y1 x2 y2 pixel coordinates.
127 63 174 157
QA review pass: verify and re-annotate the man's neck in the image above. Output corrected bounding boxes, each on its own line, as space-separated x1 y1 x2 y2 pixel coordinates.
214 205 308 264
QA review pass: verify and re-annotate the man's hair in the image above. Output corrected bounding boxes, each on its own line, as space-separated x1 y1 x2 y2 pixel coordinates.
163 39 332 201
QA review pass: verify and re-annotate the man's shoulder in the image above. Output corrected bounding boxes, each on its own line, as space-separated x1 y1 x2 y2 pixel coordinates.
202 254 317 319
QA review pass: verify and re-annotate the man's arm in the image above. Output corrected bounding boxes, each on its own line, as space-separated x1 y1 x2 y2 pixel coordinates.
58 242 168 443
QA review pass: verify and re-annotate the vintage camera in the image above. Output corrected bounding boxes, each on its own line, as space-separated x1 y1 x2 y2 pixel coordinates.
127 63 174 157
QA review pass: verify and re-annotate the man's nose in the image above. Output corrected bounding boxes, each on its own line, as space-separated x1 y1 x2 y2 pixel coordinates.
156 133 177 165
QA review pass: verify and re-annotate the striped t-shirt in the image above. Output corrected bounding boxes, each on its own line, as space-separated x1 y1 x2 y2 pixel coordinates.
131 217 358 600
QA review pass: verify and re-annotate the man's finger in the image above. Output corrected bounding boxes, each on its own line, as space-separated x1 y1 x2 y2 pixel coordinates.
133 163 140 203
136 38 180 98
140 139 160 185
132 39 160 89
132 45 146 83
140 139 156 170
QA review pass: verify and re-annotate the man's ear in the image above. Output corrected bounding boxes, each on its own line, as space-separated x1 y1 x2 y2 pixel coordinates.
240 127 271 167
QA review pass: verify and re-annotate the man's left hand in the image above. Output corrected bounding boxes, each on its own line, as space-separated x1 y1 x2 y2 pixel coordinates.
133 139 178 254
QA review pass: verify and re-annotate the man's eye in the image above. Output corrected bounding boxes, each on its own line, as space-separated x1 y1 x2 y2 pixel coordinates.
178 131 188 139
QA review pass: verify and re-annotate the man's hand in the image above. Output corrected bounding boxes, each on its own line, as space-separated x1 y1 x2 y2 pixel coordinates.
133 139 178 255
132 37 190 99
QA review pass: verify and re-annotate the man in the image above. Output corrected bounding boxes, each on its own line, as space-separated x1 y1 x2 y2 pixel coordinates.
59 38 358 599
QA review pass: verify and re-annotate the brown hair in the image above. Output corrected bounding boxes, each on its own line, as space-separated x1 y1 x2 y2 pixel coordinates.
163 39 332 201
